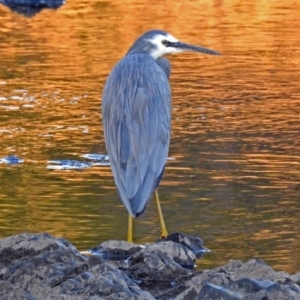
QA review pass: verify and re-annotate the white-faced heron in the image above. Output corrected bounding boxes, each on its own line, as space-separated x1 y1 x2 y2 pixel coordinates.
102 29 220 242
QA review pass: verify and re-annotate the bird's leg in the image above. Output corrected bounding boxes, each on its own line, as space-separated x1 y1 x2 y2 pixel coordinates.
154 189 168 238
127 214 133 243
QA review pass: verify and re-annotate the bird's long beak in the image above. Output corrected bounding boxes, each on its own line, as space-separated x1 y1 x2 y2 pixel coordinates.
170 41 221 55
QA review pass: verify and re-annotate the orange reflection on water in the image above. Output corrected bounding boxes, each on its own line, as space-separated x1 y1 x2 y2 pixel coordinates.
0 0 299 273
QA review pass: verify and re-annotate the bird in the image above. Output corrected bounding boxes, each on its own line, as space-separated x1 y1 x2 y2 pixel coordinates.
102 29 220 242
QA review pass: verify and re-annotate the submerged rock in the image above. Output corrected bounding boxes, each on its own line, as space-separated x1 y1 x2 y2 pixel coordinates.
0 232 299 300
0 0 64 17
0 155 24 165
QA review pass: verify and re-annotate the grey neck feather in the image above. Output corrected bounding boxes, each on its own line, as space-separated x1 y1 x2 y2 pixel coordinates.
156 57 171 79
126 41 171 79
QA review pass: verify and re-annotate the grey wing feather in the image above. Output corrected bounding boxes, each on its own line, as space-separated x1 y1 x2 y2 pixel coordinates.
102 54 171 217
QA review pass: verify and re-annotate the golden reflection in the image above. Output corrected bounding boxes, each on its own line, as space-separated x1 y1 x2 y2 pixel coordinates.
0 0 299 274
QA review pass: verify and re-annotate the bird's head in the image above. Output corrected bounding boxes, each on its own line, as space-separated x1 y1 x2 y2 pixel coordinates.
126 29 220 59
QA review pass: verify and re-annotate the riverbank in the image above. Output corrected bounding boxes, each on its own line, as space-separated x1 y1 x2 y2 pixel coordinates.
0 232 299 299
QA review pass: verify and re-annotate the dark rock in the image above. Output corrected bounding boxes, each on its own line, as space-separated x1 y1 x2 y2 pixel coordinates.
263 282 300 299
228 277 275 294
0 233 154 300
129 245 188 282
291 272 300 285
157 266 231 299
0 155 24 165
227 258 290 281
196 283 243 300
142 240 196 268
157 258 300 300
158 232 206 258
0 232 86 269
0 232 300 300
90 240 142 260
0 0 64 17
127 243 192 297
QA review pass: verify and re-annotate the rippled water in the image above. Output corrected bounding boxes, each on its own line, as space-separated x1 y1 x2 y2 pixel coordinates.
0 1 299 274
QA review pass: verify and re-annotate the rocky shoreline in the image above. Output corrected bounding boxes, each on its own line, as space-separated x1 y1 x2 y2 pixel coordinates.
0 232 299 299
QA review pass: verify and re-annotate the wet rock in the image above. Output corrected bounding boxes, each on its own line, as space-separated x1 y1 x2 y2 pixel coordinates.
159 267 231 300
196 283 243 300
0 232 86 268
127 240 195 281
158 259 300 300
291 272 300 285
0 233 154 300
47 154 110 170
143 240 196 268
227 258 290 281
0 232 300 300
158 232 207 258
127 243 191 297
228 277 275 294
0 155 24 165
90 240 142 260
0 0 64 17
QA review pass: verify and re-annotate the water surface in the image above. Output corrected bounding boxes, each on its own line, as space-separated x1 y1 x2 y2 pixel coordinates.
0 0 299 273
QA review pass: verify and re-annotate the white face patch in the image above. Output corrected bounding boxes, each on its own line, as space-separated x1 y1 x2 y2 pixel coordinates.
146 33 183 59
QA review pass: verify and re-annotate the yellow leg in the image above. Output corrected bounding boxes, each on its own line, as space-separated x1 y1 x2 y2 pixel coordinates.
154 189 168 238
127 214 133 243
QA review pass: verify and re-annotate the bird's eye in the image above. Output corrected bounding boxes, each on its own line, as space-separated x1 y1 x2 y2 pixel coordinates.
161 40 168 46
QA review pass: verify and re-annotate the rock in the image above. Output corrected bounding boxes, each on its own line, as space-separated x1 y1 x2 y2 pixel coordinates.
263 282 300 300
226 258 290 281
142 240 196 268
127 243 191 297
0 232 300 300
157 259 300 300
158 267 231 300
228 277 275 294
158 232 206 258
0 0 64 17
90 240 142 260
291 272 300 285
196 283 243 300
0 233 154 300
